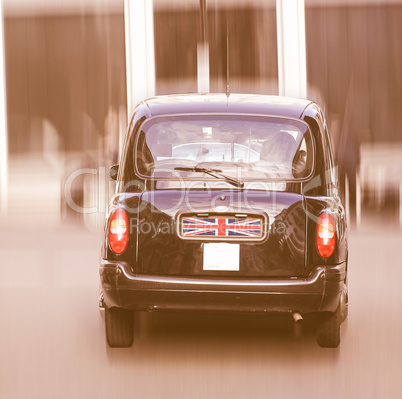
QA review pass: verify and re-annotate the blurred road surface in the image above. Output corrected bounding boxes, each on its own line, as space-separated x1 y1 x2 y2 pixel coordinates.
0 218 401 399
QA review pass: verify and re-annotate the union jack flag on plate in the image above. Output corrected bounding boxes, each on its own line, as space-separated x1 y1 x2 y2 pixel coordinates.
181 216 263 239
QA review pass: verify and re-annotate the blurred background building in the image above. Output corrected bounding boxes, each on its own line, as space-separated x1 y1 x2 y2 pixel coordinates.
1 0 402 229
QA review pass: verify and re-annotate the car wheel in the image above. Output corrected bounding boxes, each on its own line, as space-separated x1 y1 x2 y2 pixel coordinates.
105 307 134 348
316 305 341 348
340 281 348 323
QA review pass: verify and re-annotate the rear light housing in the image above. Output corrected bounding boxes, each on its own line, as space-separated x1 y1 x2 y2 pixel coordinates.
109 208 129 254
316 212 336 258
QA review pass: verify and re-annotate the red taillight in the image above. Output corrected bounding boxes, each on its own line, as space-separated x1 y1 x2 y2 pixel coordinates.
316 212 336 258
109 208 129 254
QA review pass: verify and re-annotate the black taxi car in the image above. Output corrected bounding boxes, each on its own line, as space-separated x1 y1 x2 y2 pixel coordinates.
99 94 348 348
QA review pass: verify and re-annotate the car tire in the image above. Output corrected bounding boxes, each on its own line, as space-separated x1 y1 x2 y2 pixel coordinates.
105 307 134 348
316 305 341 348
340 281 349 323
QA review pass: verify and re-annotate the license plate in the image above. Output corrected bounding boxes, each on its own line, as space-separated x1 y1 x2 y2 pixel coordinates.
203 243 240 271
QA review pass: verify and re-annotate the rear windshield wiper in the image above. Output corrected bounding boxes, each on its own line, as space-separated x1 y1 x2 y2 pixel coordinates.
174 166 244 189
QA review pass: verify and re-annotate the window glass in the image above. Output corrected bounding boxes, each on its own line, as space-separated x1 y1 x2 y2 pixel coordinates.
135 115 314 182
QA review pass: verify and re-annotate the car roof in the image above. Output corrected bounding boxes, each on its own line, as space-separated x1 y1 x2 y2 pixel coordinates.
141 93 313 120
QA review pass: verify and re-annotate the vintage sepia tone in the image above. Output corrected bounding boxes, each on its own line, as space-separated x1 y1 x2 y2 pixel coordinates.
0 0 402 398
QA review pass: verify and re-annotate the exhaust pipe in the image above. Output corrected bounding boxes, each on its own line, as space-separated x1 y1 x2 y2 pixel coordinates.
292 312 303 324
292 312 303 338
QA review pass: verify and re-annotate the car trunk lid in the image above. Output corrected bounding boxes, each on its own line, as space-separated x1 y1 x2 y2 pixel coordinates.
134 189 308 278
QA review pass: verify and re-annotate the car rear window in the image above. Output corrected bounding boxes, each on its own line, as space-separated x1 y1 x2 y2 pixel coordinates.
134 114 314 183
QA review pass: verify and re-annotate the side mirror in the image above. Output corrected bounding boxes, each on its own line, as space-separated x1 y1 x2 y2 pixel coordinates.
109 164 119 180
292 150 307 178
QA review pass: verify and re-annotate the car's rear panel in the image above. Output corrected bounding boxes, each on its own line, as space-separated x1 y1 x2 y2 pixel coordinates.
124 189 310 278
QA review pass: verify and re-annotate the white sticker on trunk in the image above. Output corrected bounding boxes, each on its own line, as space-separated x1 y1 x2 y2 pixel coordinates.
203 243 240 271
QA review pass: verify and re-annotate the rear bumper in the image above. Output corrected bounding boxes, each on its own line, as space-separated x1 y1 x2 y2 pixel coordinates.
100 259 346 314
